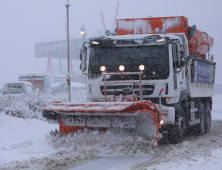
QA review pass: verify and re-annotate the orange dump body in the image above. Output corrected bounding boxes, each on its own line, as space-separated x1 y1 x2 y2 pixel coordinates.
116 16 213 59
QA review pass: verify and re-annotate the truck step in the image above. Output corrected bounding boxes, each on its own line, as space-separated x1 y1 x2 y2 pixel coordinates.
190 108 197 113
189 119 200 126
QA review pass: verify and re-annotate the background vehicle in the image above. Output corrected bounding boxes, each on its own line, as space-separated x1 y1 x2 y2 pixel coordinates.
19 73 50 93
43 16 216 146
2 81 35 95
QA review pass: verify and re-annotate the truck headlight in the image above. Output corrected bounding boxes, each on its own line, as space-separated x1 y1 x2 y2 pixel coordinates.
119 65 125 71
100 66 106 72
139 65 145 71
156 38 165 42
92 41 99 45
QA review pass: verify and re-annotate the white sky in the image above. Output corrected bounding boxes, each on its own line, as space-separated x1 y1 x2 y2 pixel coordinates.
0 0 222 87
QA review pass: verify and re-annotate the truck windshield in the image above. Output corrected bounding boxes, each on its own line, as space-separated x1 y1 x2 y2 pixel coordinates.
89 45 169 80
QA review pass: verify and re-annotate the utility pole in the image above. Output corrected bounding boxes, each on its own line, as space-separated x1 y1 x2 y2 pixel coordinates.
65 1 71 102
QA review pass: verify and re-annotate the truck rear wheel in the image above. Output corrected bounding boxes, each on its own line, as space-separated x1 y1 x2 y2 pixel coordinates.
205 103 211 133
198 103 205 135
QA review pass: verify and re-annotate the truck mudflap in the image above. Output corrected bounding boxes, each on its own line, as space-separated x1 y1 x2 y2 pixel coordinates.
43 100 162 147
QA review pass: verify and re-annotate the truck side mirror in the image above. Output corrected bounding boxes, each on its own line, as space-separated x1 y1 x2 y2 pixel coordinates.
80 46 87 74
175 59 185 70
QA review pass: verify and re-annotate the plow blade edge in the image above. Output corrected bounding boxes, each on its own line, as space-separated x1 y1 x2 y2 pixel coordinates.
43 101 162 147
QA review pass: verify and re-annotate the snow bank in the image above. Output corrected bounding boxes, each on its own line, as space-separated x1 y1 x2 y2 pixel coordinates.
0 88 87 119
0 92 46 119
0 111 58 165
71 82 85 89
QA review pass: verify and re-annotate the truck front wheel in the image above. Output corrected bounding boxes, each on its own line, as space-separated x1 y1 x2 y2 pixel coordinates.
170 117 185 144
169 107 185 144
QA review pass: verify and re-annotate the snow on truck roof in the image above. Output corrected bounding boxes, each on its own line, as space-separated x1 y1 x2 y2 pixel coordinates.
104 33 183 44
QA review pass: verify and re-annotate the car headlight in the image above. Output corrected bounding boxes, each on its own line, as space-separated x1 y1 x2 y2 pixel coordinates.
100 66 106 72
119 65 125 71
139 65 145 71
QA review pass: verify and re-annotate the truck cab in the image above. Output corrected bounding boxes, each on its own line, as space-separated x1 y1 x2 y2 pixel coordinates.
83 34 185 103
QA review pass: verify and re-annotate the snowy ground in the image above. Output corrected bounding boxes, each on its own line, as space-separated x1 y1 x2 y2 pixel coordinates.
0 84 222 170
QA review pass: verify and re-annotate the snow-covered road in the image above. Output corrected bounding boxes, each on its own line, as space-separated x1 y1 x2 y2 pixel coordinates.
71 156 152 170
0 87 222 170
0 113 58 164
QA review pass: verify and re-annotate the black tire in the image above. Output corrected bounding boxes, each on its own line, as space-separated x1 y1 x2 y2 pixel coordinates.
170 117 185 144
198 103 205 135
158 135 170 145
205 103 211 133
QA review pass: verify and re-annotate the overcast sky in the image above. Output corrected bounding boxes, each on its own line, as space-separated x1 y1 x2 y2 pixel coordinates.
0 0 221 87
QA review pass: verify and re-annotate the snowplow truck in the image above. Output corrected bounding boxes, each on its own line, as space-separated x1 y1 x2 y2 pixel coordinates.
43 16 216 146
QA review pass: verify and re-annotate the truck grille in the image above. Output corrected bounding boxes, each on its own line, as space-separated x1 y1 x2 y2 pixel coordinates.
100 85 155 96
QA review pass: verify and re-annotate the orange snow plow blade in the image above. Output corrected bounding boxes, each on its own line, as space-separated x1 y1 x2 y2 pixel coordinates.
43 101 162 147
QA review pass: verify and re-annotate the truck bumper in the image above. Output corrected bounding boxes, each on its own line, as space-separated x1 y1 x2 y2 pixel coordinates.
160 105 175 125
